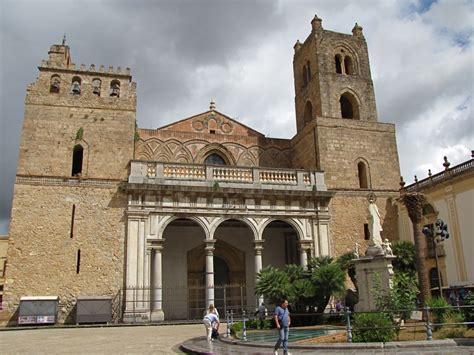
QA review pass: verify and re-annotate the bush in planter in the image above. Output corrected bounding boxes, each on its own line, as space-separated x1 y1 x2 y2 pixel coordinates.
352 312 396 343
426 296 451 330
436 311 466 339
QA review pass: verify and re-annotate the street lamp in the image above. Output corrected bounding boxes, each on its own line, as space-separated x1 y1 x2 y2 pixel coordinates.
422 219 450 297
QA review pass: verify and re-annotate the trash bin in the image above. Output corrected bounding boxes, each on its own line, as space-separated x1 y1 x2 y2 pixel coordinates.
18 296 59 325
76 296 112 324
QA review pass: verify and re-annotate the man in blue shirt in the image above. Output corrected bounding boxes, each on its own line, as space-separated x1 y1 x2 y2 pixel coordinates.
274 298 291 355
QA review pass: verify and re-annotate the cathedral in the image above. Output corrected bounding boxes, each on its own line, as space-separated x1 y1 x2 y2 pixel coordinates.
3 16 400 323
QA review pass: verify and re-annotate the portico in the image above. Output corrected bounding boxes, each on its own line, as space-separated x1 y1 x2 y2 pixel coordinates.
123 161 333 321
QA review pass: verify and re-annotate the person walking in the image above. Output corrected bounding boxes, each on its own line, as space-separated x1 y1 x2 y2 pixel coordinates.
274 298 291 355
203 305 220 342
257 302 267 329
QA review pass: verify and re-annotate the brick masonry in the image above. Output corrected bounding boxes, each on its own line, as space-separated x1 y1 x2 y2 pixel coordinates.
3 16 401 323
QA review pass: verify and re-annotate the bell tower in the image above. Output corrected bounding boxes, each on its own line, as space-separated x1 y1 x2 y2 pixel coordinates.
293 15 378 132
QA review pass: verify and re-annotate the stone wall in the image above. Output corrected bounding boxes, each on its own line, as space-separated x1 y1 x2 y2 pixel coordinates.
3 182 127 323
136 111 293 168
329 193 399 257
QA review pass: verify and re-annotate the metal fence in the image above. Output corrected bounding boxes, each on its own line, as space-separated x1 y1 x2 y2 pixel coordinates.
224 305 474 343
120 284 260 322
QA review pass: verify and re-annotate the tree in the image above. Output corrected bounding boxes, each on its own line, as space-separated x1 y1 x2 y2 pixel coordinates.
310 261 346 313
336 251 357 288
392 240 416 276
255 266 291 305
401 192 431 305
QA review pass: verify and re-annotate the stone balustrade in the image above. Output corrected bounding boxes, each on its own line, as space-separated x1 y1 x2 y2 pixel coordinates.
128 161 327 191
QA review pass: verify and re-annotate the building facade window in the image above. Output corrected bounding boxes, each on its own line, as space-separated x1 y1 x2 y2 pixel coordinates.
358 161 368 188
50 75 61 93
340 92 359 120
71 76 81 95
335 54 343 74
71 144 84 176
204 153 226 165
92 78 101 96
110 80 120 97
303 100 313 125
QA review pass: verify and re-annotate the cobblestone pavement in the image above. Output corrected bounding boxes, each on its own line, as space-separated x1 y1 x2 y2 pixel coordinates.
0 324 203 354
0 324 472 354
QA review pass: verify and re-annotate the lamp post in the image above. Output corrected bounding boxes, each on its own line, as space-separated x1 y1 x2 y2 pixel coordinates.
422 219 450 297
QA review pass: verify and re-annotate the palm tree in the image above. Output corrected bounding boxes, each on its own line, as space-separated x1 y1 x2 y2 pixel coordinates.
392 240 416 276
401 192 430 305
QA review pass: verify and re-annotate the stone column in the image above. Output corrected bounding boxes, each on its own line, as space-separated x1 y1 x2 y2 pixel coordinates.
254 240 265 306
299 240 312 270
205 239 216 307
150 239 165 321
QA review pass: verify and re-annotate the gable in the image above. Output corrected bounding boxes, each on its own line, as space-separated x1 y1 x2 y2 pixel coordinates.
156 110 265 137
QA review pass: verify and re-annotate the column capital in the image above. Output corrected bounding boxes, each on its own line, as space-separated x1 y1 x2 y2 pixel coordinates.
254 239 264 254
299 239 313 250
148 238 165 251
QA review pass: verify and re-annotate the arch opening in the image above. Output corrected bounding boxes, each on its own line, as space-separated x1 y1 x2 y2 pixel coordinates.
71 144 84 176
262 220 300 268
340 92 360 120
335 54 343 74
344 56 354 75
358 161 368 188
303 101 313 125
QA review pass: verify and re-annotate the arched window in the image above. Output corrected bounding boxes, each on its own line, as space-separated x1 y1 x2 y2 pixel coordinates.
335 54 343 74
303 100 313 125
358 161 368 188
344 56 354 75
71 144 84 176
71 76 81 95
204 153 226 165
110 80 120 97
302 65 308 87
340 92 359 119
50 75 61 93
306 60 311 83
92 78 101 96
429 268 440 290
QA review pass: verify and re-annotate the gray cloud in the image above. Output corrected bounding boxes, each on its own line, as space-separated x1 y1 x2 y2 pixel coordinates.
1 0 473 233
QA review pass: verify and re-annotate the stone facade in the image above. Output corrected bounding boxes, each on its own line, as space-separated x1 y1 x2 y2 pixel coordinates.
3 16 401 324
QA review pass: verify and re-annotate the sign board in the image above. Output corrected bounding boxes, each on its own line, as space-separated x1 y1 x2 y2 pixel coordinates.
410 311 423 320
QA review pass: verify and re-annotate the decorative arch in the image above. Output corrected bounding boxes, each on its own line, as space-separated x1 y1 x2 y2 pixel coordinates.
303 100 313 125
195 143 236 165
258 217 304 241
332 42 359 75
339 90 360 120
209 217 258 240
159 215 210 240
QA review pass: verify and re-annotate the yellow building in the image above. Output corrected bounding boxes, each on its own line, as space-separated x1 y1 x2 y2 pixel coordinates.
399 155 474 297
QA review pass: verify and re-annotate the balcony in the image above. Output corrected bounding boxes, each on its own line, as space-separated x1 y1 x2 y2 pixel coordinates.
128 161 327 192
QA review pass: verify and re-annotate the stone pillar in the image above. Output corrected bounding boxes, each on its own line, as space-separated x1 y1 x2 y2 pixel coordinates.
205 239 216 307
299 240 312 270
354 254 396 312
254 240 265 306
150 239 165 321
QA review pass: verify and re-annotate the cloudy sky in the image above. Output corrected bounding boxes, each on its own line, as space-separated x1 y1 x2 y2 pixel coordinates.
0 0 472 234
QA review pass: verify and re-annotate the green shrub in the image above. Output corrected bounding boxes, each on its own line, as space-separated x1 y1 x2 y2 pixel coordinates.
436 311 466 339
352 312 396 343
426 297 451 329
230 321 243 335
462 291 474 327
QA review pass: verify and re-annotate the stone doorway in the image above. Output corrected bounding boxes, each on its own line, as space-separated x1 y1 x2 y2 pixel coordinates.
187 239 246 318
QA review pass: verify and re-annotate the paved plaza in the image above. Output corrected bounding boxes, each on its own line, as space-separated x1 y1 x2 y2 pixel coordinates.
1 324 473 354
